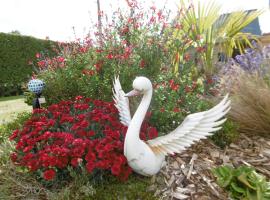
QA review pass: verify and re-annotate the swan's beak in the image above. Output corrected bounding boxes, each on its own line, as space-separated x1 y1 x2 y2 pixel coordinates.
125 89 141 97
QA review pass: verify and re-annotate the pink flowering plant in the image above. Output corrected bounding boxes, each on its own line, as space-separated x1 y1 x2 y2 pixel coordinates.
24 0 217 137
33 1 172 104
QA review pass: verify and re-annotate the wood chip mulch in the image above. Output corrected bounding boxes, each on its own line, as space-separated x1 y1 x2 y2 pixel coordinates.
148 134 270 200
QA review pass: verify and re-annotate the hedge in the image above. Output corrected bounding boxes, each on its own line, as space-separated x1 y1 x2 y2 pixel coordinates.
0 32 58 96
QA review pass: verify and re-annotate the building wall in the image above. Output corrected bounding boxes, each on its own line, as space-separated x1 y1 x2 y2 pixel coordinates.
259 34 270 45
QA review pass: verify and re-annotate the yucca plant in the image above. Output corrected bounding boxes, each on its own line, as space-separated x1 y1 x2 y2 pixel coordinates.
172 0 263 75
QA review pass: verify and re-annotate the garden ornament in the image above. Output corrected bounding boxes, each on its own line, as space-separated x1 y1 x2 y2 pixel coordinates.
113 76 230 176
28 79 45 109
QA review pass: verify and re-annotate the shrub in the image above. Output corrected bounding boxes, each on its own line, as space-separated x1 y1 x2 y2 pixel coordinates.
9 96 158 182
150 72 211 133
211 119 239 148
0 33 58 96
30 3 171 105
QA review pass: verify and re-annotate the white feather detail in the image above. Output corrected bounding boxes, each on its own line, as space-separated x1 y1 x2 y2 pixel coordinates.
147 94 230 156
112 76 131 127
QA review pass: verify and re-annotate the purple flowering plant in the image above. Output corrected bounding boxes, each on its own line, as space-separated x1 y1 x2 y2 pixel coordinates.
234 42 270 76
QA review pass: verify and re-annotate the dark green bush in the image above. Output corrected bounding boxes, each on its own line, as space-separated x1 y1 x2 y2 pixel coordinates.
0 32 58 96
211 119 239 148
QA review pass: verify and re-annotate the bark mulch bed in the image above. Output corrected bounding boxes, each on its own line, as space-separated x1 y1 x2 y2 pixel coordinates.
148 134 270 199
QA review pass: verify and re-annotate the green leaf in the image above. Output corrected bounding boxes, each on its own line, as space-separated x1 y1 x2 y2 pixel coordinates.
231 182 246 194
212 166 233 187
237 173 257 190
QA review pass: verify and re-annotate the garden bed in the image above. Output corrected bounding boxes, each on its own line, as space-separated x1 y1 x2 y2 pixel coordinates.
150 134 270 199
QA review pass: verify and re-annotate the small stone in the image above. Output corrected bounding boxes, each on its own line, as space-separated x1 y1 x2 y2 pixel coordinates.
147 184 157 192
221 155 230 163
210 150 220 158
172 161 180 169
263 149 270 157
172 192 189 199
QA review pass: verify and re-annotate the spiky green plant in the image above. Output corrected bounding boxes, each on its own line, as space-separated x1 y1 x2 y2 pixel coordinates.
172 0 263 75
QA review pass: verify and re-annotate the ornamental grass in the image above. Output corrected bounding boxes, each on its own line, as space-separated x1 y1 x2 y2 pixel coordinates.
229 73 270 137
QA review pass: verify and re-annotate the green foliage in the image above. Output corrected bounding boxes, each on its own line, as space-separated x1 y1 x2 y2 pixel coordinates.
38 11 167 104
23 90 36 105
213 165 270 200
150 72 210 133
0 111 31 143
211 119 239 148
0 32 58 96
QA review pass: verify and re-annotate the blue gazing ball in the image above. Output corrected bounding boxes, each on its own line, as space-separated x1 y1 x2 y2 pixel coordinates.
28 79 45 94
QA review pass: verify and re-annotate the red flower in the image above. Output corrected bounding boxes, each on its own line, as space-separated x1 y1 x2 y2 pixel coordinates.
71 158 81 167
184 86 192 93
86 161 95 173
196 46 205 53
43 169 56 181
173 107 181 113
160 107 165 112
169 79 179 91
96 49 103 53
79 47 88 53
94 62 103 71
10 153 17 162
57 56 65 63
85 151 96 162
87 130 95 137
9 130 19 140
206 78 214 84
184 53 191 62
111 164 121 175
107 53 114 59
37 60 46 68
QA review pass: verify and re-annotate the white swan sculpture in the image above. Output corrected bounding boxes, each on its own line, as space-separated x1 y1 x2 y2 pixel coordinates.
113 76 230 176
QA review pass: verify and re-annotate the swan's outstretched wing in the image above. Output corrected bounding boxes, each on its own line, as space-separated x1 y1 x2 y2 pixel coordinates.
146 94 231 156
112 76 132 126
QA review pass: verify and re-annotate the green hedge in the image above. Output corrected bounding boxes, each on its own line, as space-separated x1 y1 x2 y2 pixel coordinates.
0 32 57 96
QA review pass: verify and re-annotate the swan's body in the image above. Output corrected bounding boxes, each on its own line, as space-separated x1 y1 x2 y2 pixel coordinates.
113 76 230 176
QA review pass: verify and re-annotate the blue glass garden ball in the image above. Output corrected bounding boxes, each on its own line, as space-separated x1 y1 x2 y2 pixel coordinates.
28 79 45 94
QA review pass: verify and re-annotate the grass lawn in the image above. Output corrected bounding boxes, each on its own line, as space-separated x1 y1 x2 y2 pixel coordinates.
0 96 32 125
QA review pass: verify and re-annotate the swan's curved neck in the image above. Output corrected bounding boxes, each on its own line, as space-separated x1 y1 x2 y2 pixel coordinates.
127 89 152 140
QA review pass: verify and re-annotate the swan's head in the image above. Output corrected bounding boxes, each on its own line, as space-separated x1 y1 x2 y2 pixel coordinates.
126 76 152 97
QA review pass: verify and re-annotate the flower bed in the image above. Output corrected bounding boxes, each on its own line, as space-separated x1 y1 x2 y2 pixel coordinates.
9 96 158 181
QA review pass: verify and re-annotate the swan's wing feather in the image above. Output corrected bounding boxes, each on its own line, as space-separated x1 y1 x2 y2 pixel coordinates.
113 76 132 126
147 94 230 156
